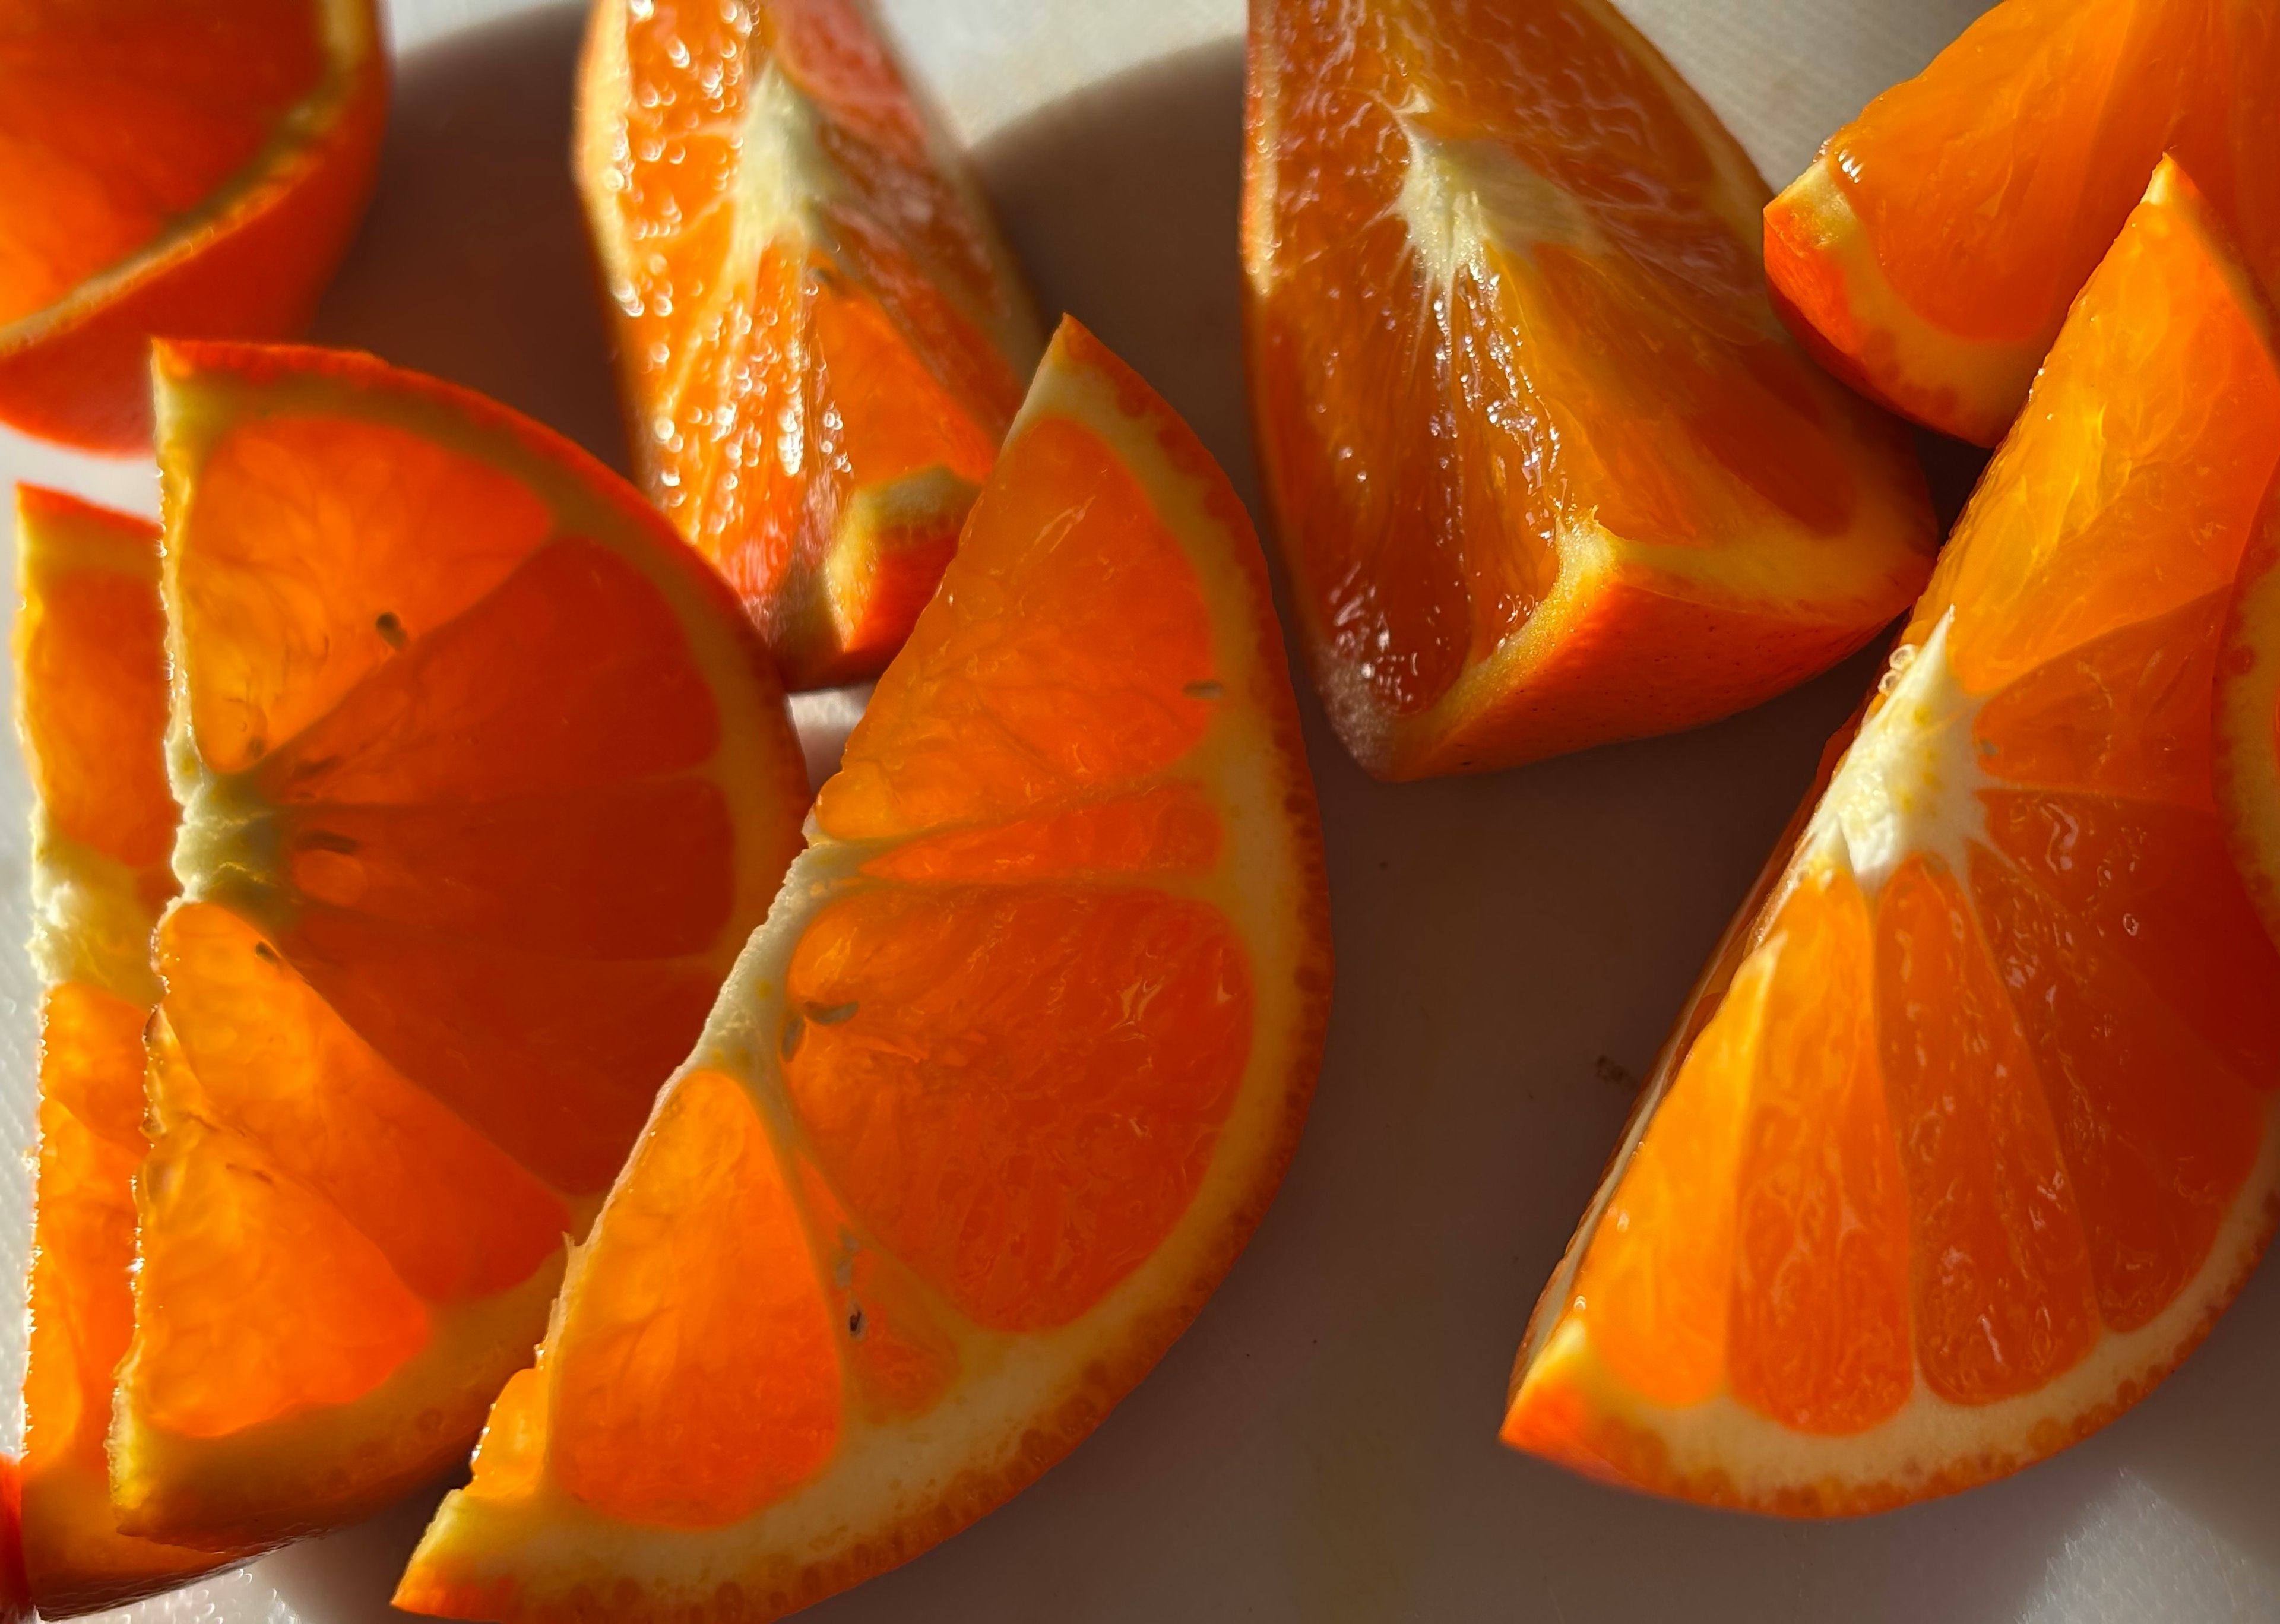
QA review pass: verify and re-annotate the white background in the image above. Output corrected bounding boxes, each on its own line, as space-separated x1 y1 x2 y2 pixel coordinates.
4 2 2276 1620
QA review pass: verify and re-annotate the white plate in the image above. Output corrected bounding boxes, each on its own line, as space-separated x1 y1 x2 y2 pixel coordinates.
5 3 2277 1620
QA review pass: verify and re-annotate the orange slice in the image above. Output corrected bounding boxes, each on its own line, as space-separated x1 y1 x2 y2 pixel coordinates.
1242 0 1936 781
1504 158 2280 1513
1766 0 2280 447
394 318 1331 1622
0 0 387 451
105 343 810 1553
11 487 248 1613
2219 473 2280 948
576 0 1043 690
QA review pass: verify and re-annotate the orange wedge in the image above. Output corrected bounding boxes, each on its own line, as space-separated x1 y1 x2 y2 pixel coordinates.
1242 0 1936 780
394 318 1330 1622
0 0 387 451
2219 477 2280 948
1766 0 2280 446
1504 158 2280 1514
105 343 809 1553
11 487 248 1613
576 0 1042 690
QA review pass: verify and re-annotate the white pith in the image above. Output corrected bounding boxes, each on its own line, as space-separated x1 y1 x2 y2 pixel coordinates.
1800 612 1988 898
1392 120 1602 290
407 346 1322 1606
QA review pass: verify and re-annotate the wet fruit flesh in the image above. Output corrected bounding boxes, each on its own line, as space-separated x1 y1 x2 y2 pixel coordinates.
1249 0 1886 723
1510 162 2280 1503
589 0 1034 686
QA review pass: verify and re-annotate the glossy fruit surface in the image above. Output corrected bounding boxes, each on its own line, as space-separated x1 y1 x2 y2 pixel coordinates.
1242 0 1936 780
1766 0 2280 446
577 0 1041 689
1506 160 2280 1514
0 0 387 451
110 342 808 1552
12 487 243 1614
395 318 1331 1622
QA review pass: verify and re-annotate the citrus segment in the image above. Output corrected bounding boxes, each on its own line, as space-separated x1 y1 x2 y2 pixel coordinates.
550 1069 841 1531
11 487 236 1614
1242 0 1935 779
106 342 808 1553
397 318 1331 1622
0 0 387 450
577 0 1041 689
1765 0 2280 445
1506 159 2280 1513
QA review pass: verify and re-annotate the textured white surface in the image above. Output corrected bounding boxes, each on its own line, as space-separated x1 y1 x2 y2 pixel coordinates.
3 2 2276 1622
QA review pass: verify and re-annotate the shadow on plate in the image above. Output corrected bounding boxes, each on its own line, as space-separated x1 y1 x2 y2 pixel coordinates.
309 1 628 474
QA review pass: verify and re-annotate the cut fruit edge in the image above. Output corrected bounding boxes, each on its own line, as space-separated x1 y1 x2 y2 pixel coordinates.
102 339 807 1553
397 320 1331 1622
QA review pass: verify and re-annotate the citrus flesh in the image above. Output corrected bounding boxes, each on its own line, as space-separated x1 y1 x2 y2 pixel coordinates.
1766 0 2280 447
2218 477 2280 951
1242 0 1936 780
0 0 387 451
11 487 250 1614
1505 159 2280 1514
394 318 1331 1623
577 0 1041 691
109 342 809 1553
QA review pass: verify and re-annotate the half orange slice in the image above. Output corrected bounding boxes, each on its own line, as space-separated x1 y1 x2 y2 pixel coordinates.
395 318 1330 1621
107 343 809 1552
1766 0 2280 446
0 0 387 451
1505 158 2280 1513
11 487 246 1613
1243 0 1936 779
577 0 1042 689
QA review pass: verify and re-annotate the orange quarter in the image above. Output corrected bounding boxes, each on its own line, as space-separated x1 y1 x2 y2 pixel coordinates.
1506 159 2280 1514
396 318 1331 1623
576 0 1041 689
1243 0 1936 779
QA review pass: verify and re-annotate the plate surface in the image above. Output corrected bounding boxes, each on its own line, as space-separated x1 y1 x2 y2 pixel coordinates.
4 3 2276 1620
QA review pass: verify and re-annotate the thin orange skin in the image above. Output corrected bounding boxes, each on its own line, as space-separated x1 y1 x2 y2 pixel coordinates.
1500 1248 2275 1517
391 318 1335 1624
1760 200 1980 445
0 24 387 453
1351 569 1909 781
